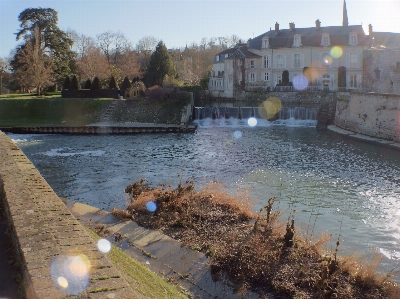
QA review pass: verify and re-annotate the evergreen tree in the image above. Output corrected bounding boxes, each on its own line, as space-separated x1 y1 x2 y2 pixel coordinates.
109 76 118 89
84 78 92 89
14 8 77 88
120 76 132 90
91 77 100 90
132 76 140 84
69 75 80 90
62 76 71 89
145 41 176 87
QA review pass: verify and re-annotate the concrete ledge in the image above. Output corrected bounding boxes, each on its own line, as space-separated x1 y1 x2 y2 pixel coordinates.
0 132 136 298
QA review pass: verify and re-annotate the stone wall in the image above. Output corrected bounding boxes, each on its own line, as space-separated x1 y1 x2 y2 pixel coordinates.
335 92 400 142
0 132 136 298
363 49 400 93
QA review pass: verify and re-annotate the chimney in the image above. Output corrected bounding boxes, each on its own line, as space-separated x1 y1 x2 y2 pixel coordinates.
368 24 373 35
315 19 321 29
275 22 279 33
289 22 295 31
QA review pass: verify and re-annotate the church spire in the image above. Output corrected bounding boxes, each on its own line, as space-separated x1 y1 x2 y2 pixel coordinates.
343 0 349 26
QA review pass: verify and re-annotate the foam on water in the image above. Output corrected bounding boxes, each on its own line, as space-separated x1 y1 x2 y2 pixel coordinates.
42 148 106 157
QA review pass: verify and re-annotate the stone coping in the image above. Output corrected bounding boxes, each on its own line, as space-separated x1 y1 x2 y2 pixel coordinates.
0 132 136 298
328 125 400 149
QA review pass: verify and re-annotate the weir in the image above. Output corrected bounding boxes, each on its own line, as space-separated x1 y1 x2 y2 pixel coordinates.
193 106 319 121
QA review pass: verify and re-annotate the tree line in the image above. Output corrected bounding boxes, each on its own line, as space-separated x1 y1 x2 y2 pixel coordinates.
1 7 243 96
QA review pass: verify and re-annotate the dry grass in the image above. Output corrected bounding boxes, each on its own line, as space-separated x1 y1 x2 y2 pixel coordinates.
113 179 400 299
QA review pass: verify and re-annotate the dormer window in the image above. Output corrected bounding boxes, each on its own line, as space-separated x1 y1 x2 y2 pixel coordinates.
216 55 220 62
321 33 330 46
349 32 358 45
262 37 269 48
293 35 301 47
225 54 229 58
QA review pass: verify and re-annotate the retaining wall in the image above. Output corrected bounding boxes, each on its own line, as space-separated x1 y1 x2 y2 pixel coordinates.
335 92 400 142
0 132 136 298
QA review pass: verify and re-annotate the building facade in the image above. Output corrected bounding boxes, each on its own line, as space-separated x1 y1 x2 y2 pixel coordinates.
209 1 400 98
209 20 368 98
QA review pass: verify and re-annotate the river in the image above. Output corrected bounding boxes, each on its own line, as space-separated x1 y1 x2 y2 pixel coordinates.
8 116 400 280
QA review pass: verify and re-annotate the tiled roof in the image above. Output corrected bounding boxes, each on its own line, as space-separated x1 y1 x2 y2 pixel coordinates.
249 25 368 49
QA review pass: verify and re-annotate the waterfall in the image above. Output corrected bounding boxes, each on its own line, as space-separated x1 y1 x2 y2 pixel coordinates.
193 106 318 121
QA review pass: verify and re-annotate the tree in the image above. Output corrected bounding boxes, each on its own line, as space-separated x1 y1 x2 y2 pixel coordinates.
136 36 158 69
69 75 80 90
0 57 10 94
91 76 100 90
62 75 70 89
12 26 54 95
15 8 77 88
144 41 176 87
109 76 118 89
84 78 91 89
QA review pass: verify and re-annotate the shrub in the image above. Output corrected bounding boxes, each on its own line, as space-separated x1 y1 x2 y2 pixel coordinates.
84 78 92 89
91 77 101 90
109 76 118 89
62 76 70 90
120 77 132 90
69 75 80 91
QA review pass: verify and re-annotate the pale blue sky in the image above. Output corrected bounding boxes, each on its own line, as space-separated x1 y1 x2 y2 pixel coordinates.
1 0 399 58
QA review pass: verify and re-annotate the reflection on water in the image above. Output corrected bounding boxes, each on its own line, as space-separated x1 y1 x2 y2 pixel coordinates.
9 119 400 279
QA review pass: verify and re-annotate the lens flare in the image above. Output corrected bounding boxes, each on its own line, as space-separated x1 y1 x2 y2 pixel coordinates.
258 97 282 120
330 46 343 58
97 239 111 253
51 255 90 295
248 117 257 127
293 74 309 91
146 201 157 212
57 276 68 289
233 131 242 139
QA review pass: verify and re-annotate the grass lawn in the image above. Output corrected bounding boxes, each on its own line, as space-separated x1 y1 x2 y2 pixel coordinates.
0 94 112 126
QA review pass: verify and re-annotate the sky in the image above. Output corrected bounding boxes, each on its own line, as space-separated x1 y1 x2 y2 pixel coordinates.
1 0 400 58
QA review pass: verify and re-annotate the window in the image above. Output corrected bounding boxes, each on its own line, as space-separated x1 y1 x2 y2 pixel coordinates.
349 33 358 45
322 53 331 68
349 53 359 68
349 75 360 88
216 55 220 62
274 54 286 68
263 55 270 68
292 53 304 69
238 59 242 66
238 73 242 82
262 38 269 48
249 73 256 82
250 60 255 69
322 74 331 88
263 72 270 81
293 35 301 47
225 54 229 58
321 34 330 46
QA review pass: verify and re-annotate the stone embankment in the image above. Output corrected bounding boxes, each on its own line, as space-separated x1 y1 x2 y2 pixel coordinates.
0 131 136 298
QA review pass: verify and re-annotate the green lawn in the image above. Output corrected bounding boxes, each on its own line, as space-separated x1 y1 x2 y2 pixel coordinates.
0 95 112 126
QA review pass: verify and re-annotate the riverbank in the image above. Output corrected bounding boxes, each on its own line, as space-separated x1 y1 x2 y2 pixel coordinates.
111 180 400 299
327 125 400 150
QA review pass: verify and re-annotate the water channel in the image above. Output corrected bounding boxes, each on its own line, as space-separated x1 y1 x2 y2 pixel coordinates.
8 114 400 281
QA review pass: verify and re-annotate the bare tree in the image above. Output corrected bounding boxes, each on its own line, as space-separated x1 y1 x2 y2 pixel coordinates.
136 36 159 69
14 26 54 95
76 47 109 83
0 57 10 94
68 30 95 59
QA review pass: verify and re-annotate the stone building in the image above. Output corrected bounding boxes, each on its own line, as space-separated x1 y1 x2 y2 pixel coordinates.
209 0 400 98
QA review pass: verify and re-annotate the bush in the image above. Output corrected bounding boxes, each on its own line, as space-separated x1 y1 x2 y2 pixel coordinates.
62 76 71 90
91 77 101 90
69 75 80 91
109 76 118 89
84 78 92 89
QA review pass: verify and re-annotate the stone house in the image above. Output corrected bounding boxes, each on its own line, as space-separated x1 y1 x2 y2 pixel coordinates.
209 1 400 98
